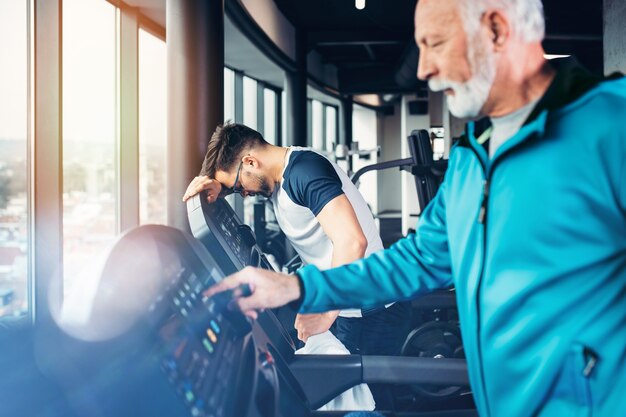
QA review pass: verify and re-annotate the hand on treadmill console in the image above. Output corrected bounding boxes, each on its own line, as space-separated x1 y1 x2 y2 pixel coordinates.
202 284 253 335
204 267 301 319
182 175 223 204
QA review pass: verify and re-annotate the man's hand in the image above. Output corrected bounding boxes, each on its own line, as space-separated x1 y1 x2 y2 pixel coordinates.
203 267 301 319
182 176 223 204
294 311 339 343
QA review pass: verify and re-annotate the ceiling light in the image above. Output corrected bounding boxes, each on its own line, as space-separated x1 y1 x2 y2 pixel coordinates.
355 0 366 10
544 54 570 60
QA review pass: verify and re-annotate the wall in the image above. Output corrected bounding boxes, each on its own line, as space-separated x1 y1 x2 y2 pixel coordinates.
307 50 339 90
604 0 626 74
240 0 296 61
377 103 402 214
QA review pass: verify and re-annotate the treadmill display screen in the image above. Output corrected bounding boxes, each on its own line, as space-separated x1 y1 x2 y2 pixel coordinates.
212 202 252 266
157 265 244 417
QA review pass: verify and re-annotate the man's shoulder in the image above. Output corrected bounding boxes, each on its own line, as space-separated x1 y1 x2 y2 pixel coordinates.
289 149 332 168
285 150 343 182
556 77 626 126
282 149 345 213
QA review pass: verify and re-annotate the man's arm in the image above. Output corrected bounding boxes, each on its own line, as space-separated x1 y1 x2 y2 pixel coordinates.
182 176 223 204
207 180 453 319
294 194 367 341
298 181 453 313
318 194 368 266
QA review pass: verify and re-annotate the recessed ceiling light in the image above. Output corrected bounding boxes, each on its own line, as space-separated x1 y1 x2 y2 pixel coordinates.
544 54 570 60
355 0 366 10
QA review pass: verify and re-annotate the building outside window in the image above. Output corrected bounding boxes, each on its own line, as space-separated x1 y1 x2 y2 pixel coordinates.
139 28 167 225
0 0 29 319
62 0 118 300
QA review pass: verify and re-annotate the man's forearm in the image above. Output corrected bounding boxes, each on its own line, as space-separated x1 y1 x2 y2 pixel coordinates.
298 233 454 314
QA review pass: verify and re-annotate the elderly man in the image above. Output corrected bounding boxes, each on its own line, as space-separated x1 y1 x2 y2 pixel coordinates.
207 0 626 416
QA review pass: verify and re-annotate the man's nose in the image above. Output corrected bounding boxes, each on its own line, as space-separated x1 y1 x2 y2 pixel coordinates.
417 49 435 81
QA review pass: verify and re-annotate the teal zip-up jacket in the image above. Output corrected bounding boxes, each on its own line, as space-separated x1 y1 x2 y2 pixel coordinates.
296 59 626 417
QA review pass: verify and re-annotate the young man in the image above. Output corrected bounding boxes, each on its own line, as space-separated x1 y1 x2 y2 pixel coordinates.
182 123 411 408
206 1 626 417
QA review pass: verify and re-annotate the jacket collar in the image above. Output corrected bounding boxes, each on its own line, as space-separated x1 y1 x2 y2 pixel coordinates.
461 57 621 155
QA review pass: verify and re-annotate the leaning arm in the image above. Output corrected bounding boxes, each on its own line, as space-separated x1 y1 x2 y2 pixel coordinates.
298 181 454 314
294 194 366 340
182 176 224 203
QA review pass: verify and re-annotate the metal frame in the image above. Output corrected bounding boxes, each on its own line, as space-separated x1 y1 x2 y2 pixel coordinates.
119 7 139 232
33 0 63 326
233 70 245 219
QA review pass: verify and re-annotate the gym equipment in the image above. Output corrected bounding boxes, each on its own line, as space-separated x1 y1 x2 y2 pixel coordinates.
350 129 447 214
46 225 475 417
186 189 475 413
350 130 469 405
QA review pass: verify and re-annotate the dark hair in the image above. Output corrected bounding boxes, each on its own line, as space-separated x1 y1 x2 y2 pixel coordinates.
200 122 268 177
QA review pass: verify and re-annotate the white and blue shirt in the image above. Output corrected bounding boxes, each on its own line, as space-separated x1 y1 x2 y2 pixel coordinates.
270 147 384 317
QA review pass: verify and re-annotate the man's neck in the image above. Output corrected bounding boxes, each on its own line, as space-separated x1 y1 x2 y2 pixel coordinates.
484 45 556 118
263 145 290 185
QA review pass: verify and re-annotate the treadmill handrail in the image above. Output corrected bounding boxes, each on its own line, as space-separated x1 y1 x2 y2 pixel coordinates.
350 157 414 184
362 356 469 386
289 354 469 409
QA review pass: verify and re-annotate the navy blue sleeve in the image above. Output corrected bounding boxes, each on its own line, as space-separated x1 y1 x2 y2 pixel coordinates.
282 151 345 216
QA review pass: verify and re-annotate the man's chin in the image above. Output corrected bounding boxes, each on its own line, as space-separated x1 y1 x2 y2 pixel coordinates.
446 97 483 119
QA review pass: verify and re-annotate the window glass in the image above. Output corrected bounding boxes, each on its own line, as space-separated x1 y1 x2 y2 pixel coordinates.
62 0 118 298
224 68 235 123
281 90 287 146
352 104 378 214
139 29 167 225
263 89 276 145
243 76 257 129
311 100 324 150
325 106 337 152
0 0 29 318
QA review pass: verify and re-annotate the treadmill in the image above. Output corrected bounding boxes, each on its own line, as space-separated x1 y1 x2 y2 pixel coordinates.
0 223 475 417
185 191 475 414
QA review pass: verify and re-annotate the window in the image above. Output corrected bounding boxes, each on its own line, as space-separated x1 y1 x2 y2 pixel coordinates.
353 104 378 214
62 0 118 298
224 68 235 123
139 28 167 225
281 90 287 146
325 105 337 152
263 88 277 145
243 76 257 129
0 0 29 319
311 100 324 150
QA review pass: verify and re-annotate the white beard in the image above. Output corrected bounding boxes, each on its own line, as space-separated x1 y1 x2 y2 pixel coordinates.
428 35 497 119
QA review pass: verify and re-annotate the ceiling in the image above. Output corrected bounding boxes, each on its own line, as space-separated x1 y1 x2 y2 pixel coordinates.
274 0 604 94
122 0 605 96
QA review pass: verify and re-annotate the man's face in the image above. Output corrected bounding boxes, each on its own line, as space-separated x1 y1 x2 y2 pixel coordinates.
414 0 497 118
215 161 274 199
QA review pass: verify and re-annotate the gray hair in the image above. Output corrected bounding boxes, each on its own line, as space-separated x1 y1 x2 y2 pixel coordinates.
457 0 545 42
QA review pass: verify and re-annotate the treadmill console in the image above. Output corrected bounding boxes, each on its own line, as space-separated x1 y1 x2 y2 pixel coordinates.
46 226 266 417
155 265 250 417
186 193 297 354
187 193 271 273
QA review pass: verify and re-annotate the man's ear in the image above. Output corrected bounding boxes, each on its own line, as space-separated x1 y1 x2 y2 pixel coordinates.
242 154 260 169
482 9 510 51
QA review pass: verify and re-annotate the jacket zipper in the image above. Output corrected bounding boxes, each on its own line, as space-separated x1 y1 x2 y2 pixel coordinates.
474 174 490 416
478 180 490 224
468 133 538 417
